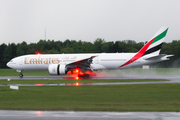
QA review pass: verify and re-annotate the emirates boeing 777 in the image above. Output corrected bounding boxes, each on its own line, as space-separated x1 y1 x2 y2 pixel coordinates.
7 27 173 78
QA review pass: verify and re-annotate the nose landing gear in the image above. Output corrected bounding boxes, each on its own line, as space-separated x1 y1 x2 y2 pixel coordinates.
17 70 23 78
19 72 23 77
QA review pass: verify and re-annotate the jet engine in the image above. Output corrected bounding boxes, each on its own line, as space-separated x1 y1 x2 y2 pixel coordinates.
48 64 67 75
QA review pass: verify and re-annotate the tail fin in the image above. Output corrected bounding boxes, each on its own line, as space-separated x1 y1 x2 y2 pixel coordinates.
120 27 168 67
141 26 168 58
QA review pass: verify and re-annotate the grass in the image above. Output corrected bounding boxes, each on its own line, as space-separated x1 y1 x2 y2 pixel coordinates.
0 69 50 76
1 84 180 111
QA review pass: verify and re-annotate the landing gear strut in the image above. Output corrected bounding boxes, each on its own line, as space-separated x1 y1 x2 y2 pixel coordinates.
17 70 23 78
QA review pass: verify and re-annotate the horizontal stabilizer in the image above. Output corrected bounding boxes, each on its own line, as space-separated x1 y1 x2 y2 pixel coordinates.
145 54 174 60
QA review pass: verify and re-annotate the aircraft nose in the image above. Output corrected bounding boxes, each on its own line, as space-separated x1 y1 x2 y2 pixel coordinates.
6 62 10 68
7 61 13 68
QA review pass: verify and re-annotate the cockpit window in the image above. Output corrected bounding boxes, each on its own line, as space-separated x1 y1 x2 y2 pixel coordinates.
10 60 13 62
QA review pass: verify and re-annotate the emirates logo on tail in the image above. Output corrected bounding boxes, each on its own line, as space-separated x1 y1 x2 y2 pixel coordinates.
119 27 168 68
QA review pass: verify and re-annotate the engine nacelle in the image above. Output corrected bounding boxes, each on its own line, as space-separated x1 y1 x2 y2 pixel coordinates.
48 64 67 75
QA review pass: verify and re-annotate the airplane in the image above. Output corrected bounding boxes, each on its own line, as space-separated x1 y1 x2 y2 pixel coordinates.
7 27 173 79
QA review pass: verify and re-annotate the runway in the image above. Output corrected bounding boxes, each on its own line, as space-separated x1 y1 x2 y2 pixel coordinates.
0 110 180 120
0 75 180 86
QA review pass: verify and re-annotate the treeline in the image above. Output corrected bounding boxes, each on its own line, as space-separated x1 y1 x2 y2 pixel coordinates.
0 38 180 68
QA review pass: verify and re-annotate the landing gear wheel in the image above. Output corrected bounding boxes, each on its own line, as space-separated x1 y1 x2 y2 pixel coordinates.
19 72 23 78
20 74 23 77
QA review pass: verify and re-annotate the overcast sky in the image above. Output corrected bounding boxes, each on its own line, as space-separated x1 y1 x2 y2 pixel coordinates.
0 0 180 44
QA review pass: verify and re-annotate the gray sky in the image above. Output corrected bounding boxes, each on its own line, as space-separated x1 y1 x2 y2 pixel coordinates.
0 0 180 44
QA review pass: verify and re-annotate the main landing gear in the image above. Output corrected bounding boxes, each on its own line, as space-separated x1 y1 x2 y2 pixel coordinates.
78 74 90 79
78 72 96 79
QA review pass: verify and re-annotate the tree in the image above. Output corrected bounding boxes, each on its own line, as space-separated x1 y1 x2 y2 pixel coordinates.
61 47 73 53
101 42 114 53
0 43 7 68
27 43 37 54
94 38 105 53
3 43 17 67
63 39 71 47
81 41 95 53
16 41 28 56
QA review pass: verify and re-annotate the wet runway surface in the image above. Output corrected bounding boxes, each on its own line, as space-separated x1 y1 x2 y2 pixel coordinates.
0 75 180 86
0 75 179 80
1 110 180 120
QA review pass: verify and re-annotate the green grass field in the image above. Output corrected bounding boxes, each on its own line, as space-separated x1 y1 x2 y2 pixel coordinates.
1 84 180 111
0 69 50 76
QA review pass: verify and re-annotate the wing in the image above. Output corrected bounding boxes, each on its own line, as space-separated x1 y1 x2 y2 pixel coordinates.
66 56 97 72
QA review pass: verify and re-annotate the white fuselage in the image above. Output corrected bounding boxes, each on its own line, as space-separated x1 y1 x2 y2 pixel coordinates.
6 53 163 71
